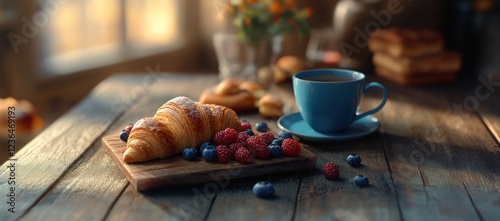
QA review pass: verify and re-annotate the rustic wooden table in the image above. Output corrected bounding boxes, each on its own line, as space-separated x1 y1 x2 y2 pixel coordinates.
1 73 499 221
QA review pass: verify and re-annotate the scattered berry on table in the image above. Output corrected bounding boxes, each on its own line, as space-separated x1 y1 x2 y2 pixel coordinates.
241 121 252 131
213 128 238 145
216 145 231 164
229 143 244 159
268 144 283 157
237 132 250 144
119 130 128 142
255 122 268 132
124 123 133 134
259 132 275 145
281 138 301 157
322 162 340 180
235 147 253 164
252 181 275 198
199 142 214 154
278 130 293 139
202 145 217 162
183 148 198 160
346 154 362 167
271 138 283 146
244 129 255 136
354 175 369 187
240 119 248 122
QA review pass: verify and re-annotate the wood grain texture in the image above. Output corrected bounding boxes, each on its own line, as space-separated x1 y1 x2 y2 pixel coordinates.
0 74 146 221
370 77 500 221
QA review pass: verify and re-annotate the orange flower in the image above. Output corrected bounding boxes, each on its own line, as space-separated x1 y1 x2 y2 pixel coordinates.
246 0 258 4
225 4 234 13
303 7 313 18
245 17 252 26
268 1 285 16
285 0 296 9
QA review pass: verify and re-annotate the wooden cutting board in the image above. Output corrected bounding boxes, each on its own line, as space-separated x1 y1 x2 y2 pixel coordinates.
102 136 316 191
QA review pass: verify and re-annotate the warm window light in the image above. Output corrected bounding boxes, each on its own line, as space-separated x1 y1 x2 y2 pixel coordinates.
41 0 181 75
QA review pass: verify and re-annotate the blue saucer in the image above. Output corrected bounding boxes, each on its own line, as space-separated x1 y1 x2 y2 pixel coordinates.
277 112 380 142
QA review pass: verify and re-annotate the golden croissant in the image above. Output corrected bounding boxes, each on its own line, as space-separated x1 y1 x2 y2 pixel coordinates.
123 96 242 163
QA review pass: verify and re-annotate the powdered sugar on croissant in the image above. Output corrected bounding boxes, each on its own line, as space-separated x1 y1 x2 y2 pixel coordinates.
123 96 242 163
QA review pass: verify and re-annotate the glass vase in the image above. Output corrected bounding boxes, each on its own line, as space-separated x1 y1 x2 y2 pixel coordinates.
213 32 282 89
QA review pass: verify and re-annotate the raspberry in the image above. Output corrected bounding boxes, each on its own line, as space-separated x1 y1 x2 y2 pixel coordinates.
124 123 133 134
213 128 238 145
254 143 270 159
322 162 340 180
216 145 231 164
228 143 244 159
237 132 250 144
281 138 301 157
241 121 252 131
259 132 275 145
246 136 265 149
235 147 253 164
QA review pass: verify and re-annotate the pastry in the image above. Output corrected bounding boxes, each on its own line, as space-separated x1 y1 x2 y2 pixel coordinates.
214 79 241 96
369 28 444 58
375 67 457 86
276 56 307 76
199 89 257 112
258 94 284 118
239 81 266 99
123 96 242 163
0 97 44 134
372 52 462 76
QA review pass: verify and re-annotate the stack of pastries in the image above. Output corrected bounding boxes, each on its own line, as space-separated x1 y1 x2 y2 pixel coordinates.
369 28 462 86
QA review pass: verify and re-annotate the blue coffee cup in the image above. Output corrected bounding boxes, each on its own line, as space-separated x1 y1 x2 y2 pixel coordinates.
293 69 388 133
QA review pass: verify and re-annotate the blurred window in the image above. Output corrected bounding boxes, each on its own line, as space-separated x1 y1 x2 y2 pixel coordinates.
40 0 182 75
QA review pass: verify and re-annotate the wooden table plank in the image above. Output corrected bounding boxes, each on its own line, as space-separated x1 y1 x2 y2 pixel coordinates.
0 74 148 221
371 79 500 221
294 128 400 221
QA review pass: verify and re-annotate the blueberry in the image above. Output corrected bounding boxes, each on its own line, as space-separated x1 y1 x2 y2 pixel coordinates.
199 142 214 155
271 138 284 146
268 144 283 157
252 181 275 198
244 129 255 136
278 131 292 139
202 146 217 162
240 119 248 122
346 154 362 167
119 130 128 142
183 148 198 160
354 175 369 188
255 122 268 132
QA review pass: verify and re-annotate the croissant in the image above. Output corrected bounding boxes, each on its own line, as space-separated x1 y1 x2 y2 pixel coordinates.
123 96 242 163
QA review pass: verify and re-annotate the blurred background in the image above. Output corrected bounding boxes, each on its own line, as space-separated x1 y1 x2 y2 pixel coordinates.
0 0 498 147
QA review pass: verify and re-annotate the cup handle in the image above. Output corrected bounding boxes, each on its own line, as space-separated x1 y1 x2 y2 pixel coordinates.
354 82 388 121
